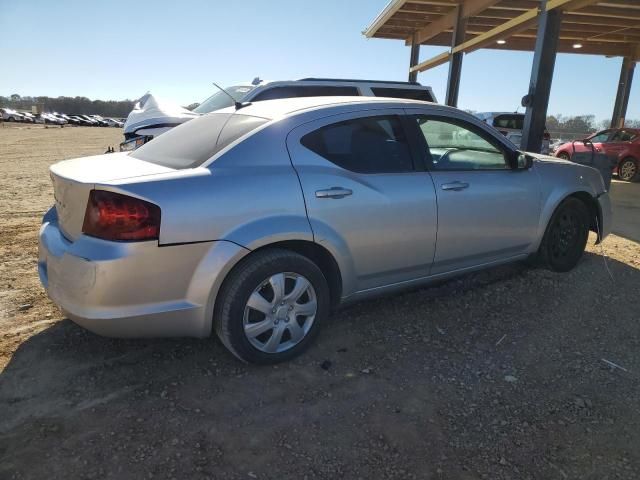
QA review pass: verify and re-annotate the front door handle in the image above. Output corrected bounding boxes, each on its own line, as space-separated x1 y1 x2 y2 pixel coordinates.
441 181 469 191
315 187 353 199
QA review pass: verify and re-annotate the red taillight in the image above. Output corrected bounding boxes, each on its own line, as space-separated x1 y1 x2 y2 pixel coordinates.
82 190 161 241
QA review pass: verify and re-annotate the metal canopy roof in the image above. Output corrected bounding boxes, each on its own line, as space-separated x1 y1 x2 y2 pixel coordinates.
364 0 640 72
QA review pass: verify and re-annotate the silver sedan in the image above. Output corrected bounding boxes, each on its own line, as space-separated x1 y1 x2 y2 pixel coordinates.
39 97 612 363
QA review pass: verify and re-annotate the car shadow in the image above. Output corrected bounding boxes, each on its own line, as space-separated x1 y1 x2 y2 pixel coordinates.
1 251 639 479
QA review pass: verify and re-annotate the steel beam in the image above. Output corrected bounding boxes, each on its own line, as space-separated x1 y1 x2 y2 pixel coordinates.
611 57 636 128
445 5 467 106
408 33 421 82
521 1 562 153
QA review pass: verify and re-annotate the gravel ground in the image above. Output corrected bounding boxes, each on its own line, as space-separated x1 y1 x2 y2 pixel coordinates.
1 124 640 479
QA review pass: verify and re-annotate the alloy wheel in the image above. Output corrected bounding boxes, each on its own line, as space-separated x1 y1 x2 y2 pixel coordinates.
243 272 317 354
619 159 637 181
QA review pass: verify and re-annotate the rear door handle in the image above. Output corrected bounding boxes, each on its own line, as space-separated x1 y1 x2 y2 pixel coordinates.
441 181 469 191
315 187 353 199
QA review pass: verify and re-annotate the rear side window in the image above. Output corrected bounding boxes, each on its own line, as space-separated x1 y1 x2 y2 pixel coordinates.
130 113 268 169
300 116 413 174
612 130 637 142
252 85 359 101
493 114 524 130
370 87 435 103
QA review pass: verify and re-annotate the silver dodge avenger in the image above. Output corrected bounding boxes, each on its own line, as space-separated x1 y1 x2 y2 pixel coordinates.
39 97 612 363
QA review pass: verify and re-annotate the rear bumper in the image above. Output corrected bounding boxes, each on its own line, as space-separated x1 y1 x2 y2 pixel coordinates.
38 208 249 338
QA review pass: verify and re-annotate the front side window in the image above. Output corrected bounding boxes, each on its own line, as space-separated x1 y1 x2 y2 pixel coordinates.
301 115 413 174
415 116 508 171
252 85 360 101
589 130 613 143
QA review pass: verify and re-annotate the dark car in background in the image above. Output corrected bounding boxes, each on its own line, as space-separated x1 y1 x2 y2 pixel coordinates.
475 112 551 154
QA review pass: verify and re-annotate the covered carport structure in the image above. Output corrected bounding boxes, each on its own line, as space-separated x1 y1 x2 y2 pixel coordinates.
364 0 639 153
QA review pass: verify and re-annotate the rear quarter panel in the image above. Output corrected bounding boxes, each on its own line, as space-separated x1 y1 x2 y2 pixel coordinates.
100 121 313 248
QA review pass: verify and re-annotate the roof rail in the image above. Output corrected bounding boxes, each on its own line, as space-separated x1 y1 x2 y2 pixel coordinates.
298 77 422 86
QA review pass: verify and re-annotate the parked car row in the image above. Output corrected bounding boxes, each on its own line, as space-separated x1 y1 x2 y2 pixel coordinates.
0 108 123 127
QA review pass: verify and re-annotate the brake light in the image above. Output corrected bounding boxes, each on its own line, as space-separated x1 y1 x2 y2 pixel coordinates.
82 190 161 241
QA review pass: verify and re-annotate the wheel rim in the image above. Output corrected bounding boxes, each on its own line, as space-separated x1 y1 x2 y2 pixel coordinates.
243 272 317 354
559 153 569 160
549 211 581 261
619 160 636 181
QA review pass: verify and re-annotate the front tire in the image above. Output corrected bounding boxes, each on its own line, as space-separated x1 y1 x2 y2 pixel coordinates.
214 249 330 364
618 157 638 182
537 198 590 272
557 152 570 161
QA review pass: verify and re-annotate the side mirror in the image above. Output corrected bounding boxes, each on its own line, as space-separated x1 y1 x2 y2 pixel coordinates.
512 152 533 170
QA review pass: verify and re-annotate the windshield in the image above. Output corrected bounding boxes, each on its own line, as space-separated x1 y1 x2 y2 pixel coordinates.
193 85 256 114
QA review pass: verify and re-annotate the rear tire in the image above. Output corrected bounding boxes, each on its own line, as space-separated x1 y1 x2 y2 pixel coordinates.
618 157 638 182
537 198 590 272
214 249 329 364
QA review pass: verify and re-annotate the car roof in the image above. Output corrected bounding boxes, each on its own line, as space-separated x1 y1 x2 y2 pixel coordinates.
213 96 438 120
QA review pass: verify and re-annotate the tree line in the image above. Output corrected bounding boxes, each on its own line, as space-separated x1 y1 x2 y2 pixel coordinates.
0 94 135 118
547 114 640 139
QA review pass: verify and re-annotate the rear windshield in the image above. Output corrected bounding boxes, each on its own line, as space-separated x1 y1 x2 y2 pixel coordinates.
493 114 524 130
130 113 269 169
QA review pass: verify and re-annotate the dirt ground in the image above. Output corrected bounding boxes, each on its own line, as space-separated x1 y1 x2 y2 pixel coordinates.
1 123 639 480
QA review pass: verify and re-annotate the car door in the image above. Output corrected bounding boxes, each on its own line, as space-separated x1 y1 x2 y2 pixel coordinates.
406 111 542 275
586 130 613 156
286 109 438 295
604 129 634 162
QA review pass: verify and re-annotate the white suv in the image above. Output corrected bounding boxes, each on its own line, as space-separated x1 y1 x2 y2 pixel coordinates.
475 112 551 154
121 78 437 151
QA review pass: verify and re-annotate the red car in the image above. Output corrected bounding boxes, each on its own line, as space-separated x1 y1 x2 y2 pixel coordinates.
554 128 640 182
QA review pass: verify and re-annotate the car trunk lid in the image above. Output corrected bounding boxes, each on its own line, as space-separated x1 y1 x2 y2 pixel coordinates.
49 152 173 240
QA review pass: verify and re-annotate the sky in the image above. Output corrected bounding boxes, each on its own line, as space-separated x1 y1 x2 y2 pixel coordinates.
0 0 637 122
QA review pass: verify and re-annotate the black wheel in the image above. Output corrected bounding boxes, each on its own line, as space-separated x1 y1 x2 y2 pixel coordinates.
214 249 329 364
618 157 638 182
537 198 590 272
557 152 570 161
7 117 15 122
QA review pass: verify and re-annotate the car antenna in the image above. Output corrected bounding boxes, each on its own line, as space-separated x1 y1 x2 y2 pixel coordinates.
212 82 249 110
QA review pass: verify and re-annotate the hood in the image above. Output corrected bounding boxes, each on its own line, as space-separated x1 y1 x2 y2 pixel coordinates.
123 93 200 135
